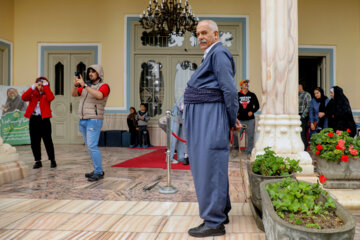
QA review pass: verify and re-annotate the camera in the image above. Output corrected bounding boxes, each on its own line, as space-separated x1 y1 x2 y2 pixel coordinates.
74 72 82 87
75 72 81 79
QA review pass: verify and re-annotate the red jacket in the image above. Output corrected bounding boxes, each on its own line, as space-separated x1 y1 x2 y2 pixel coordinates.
21 85 55 119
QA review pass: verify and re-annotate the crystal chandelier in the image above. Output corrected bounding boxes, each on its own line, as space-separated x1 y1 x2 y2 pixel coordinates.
139 0 199 36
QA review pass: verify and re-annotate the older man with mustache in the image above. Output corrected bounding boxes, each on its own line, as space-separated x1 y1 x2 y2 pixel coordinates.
184 20 240 238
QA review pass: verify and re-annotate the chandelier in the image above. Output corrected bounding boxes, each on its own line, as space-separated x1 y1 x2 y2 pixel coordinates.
139 0 199 36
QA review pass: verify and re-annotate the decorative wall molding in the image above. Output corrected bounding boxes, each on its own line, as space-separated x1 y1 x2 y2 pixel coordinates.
0 38 13 85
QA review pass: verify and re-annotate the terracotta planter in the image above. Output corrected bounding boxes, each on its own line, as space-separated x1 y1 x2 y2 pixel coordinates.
315 155 360 189
260 179 356 240
247 162 296 211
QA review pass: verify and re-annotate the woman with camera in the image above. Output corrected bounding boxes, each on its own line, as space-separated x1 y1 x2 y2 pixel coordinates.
22 77 56 169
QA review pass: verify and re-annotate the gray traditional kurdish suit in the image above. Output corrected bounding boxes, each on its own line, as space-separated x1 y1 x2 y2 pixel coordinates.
184 42 238 228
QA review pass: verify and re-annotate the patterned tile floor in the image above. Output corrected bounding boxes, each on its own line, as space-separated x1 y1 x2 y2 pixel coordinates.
0 145 359 239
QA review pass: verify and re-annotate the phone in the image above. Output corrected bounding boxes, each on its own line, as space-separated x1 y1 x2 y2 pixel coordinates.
75 72 81 79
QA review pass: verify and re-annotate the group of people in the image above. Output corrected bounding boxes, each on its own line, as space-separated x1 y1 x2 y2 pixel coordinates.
126 104 151 148
22 64 110 182
18 19 358 238
299 83 357 150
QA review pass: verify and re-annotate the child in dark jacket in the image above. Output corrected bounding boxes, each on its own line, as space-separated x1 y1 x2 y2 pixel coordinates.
127 107 138 148
136 104 151 148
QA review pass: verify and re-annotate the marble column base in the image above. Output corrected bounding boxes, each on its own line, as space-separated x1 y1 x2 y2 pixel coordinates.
0 161 28 186
0 143 19 164
252 114 314 175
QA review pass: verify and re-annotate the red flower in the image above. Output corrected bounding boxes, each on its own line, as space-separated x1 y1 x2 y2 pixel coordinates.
328 132 334 138
338 139 345 146
319 175 327 183
336 130 342 135
316 144 323 151
347 128 351 133
336 144 345 151
315 150 320 155
350 148 358 156
341 154 349 162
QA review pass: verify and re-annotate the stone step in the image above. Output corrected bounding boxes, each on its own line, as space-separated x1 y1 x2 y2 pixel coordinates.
0 161 28 186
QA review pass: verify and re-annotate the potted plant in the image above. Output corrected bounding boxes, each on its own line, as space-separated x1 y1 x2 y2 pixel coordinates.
260 177 356 240
310 128 360 188
248 147 302 230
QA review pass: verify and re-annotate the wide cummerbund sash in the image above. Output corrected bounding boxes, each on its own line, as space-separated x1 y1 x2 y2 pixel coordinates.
184 86 224 104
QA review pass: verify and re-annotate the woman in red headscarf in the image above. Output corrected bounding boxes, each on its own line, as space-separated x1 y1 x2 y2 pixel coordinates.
22 77 56 169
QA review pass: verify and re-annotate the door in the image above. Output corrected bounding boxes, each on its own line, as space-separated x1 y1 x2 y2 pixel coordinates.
0 48 3 85
45 51 94 144
319 57 327 94
0 45 9 86
134 55 171 122
170 56 202 103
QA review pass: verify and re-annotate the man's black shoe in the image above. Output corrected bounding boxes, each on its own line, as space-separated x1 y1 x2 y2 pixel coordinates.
183 157 189 165
50 160 57 168
85 171 94 178
223 214 229 224
87 173 104 182
85 171 105 178
188 222 225 238
33 161 42 169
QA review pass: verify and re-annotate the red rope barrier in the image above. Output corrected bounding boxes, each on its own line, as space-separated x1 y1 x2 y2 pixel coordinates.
230 129 246 145
172 132 187 143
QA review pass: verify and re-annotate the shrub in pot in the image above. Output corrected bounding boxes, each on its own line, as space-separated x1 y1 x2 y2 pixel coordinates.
247 147 302 230
249 147 302 211
310 128 360 188
261 177 355 240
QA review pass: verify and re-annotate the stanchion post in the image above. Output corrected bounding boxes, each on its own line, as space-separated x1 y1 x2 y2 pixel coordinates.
158 110 178 194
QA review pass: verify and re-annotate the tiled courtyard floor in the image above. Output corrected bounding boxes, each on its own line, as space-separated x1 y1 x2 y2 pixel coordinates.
0 145 359 239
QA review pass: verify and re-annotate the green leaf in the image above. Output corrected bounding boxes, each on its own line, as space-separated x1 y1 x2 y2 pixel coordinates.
295 219 303 225
306 223 321 229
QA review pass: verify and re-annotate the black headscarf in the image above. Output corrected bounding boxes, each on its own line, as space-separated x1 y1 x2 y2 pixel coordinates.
328 86 356 137
314 87 326 102
332 86 352 115
314 87 327 112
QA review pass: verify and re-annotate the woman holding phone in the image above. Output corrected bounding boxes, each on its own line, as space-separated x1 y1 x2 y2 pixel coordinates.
22 77 56 169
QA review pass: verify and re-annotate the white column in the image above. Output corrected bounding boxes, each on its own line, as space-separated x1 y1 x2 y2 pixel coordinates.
254 0 314 174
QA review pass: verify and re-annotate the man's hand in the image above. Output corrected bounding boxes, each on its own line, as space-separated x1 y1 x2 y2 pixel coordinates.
74 74 85 87
248 111 253 117
232 119 242 131
318 112 325 118
138 116 144 120
310 123 315 131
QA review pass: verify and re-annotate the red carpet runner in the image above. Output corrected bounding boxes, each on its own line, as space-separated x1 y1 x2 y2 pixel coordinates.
111 147 190 170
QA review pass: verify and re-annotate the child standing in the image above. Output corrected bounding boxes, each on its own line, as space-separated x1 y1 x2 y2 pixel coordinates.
137 104 150 148
127 107 138 148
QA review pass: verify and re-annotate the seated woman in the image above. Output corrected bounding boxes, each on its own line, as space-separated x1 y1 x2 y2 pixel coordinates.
325 86 356 137
309 87 329 139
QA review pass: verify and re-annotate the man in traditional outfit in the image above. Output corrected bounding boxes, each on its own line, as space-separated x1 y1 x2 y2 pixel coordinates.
184 20 240 238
